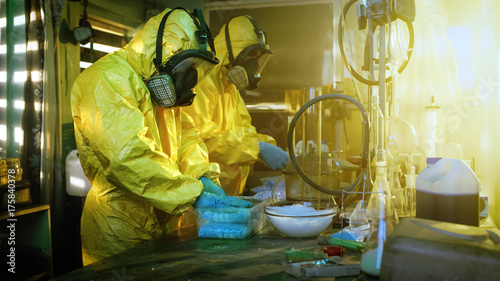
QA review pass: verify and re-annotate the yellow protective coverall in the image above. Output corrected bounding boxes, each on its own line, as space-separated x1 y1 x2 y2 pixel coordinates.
71 9 220 265
184 16 276 196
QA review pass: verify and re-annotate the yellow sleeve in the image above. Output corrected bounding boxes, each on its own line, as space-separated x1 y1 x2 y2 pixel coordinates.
186 74 267 166
178 111 220 183
71 58 209 215
237 95 277 146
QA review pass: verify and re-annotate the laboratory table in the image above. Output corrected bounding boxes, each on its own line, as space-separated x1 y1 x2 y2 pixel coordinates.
51 216 497 281
50 224 373 281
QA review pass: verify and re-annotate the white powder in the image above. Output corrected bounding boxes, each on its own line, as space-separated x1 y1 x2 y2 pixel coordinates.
265 203 337 237
265 203 335 216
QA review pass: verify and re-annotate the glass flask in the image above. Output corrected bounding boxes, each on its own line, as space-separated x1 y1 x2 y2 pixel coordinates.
387 115 418 159
360 162 397 276
390 163 405 218
365 161 398 224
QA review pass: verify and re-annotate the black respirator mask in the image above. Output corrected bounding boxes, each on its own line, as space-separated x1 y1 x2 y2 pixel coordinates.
146 8 219 108
225 16 273 91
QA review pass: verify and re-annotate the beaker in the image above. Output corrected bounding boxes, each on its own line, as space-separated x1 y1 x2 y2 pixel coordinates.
286 87 327 203
282 152 339 202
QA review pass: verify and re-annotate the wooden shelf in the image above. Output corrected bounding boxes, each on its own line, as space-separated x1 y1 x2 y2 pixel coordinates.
0 204 50 220
0 204 53 280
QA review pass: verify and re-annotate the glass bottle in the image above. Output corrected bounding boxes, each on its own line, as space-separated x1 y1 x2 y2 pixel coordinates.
404 165 416 218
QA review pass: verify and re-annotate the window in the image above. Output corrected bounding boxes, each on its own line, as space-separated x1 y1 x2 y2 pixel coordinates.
0 0 27 158
79 17 132 70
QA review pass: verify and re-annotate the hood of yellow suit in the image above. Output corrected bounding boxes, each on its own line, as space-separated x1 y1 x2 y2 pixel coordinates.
213 15 264 68
116 8 202 80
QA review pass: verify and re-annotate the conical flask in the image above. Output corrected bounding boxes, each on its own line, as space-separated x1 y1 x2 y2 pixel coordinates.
360 162 397 276
365 161 398 223
390 163 405 217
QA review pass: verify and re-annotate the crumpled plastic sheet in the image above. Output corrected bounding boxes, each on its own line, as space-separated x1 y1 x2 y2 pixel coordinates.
332 201 370 242
251 176 286 201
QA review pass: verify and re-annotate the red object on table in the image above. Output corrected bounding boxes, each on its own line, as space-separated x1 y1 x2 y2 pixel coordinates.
323 246 345 256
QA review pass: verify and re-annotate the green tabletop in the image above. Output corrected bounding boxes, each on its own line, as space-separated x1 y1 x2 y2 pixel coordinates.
50 225 372 281
51 215 495 281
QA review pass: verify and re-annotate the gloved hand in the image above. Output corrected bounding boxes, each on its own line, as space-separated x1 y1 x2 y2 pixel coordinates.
194 177 253 209
258 141 288 170
199 177 226 196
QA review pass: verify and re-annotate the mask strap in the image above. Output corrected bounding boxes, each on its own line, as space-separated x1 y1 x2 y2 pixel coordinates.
245 16 267 46
153 7 192 73
225 17 237 66
193 9 216 54
226 16 268 66
206 25 216 54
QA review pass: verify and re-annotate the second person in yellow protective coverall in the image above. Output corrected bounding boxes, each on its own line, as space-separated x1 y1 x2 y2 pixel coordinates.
71 8 251 266
184 16 288 196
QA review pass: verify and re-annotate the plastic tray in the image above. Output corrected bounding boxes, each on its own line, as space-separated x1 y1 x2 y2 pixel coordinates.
195 197 270 239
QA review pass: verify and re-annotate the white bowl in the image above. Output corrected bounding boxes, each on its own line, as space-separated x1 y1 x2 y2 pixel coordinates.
265 201 338 238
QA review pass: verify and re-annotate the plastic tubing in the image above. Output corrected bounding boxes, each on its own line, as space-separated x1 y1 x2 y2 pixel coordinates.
288 94 369 195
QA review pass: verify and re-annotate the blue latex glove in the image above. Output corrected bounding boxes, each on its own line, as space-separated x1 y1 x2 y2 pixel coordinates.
200 177 226 196
195 177 253 209
258 141 288 170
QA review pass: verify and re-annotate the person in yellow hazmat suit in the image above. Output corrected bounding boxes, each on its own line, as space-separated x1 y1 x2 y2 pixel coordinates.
71 8 252 266
183 16 288 196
